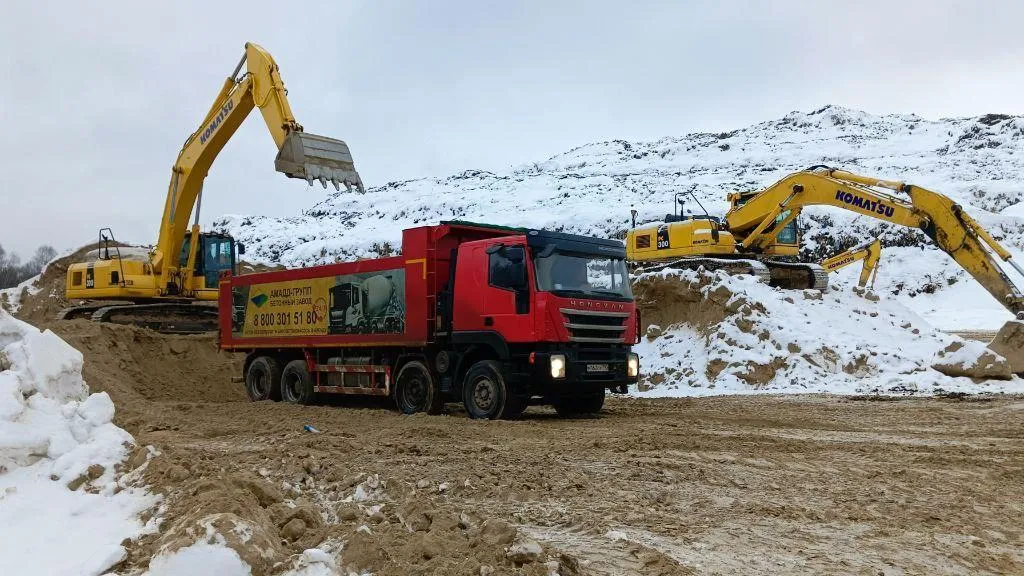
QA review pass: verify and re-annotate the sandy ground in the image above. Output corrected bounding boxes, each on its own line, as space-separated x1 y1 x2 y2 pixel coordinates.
33 320 1022 575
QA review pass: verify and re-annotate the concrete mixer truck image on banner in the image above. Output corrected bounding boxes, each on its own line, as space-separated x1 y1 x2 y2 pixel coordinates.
227 268 406 338
328 271 406 335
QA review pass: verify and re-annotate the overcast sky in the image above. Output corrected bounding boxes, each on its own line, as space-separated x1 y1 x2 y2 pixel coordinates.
2 0 1022 258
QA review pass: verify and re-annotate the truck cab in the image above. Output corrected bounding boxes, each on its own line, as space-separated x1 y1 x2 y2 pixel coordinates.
443 228 639 417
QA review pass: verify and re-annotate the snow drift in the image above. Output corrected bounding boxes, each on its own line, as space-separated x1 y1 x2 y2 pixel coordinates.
0 309 157 575
632 269 1024 397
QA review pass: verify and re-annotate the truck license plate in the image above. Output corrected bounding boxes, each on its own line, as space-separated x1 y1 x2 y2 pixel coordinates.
587 363 609 373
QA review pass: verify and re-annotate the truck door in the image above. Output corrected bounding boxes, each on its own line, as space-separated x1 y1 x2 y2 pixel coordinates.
481 242 534 342
452 240 535 342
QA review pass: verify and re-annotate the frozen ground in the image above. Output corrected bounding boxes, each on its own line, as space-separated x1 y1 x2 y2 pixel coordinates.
215 106 1024 330
0 309 158 575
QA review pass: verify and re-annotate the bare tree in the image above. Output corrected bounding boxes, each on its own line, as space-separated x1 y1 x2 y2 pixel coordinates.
0 244 57 289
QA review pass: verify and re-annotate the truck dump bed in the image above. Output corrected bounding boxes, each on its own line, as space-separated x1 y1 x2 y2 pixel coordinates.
219 222 518 350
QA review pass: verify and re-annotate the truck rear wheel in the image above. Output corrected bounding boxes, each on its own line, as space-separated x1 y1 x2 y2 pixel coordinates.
246 356 282 402
394 360 442 415
280 360 315 405
462 360 524 420
554 390 605 417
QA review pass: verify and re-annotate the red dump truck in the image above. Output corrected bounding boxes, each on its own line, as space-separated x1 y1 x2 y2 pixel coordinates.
218 221 639 419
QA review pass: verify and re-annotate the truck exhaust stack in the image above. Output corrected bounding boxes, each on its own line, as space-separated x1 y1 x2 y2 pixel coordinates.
276 132 365 192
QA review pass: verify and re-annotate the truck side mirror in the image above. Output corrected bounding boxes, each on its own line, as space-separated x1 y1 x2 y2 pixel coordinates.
237 243 246 256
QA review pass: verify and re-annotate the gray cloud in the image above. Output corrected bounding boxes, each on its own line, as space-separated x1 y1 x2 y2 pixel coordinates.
2 0 1022 258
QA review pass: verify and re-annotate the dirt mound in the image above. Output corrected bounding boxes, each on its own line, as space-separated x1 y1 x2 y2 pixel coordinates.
987 320 1024 374
129 451 564 575
632 270 740 334
5 242 108 328
33 320 566 575
50 320 244 417
632 269 1021 395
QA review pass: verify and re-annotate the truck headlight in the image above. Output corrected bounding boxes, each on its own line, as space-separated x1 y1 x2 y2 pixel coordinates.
627 353 639 378
550 354 566 379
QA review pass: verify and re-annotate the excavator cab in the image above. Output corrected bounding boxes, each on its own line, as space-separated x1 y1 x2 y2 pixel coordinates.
180 232 242 290
731 191 799 256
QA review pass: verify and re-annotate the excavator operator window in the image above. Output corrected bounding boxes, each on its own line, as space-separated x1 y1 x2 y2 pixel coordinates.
776 211 798 245
203 237 235 288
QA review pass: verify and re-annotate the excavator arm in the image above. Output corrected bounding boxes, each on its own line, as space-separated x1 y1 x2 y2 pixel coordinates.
820 238 881 288
726 167 1024 315
153 42 364 292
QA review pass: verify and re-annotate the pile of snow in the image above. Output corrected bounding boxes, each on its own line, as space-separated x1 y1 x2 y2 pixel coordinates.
0 273 41 314
0 309 157 575
214 106 1024 328
632 269 1024 397
148 544 341 576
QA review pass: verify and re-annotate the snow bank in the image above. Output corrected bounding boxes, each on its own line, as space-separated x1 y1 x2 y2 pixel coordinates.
148 542 252 576
633 269 1024 397
0 309 157 575
147 544 341 576
0 273 41 314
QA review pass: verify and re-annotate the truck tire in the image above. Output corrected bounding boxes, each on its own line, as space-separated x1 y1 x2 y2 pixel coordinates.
245 356 282 402
394 360 442 415
462 360 524 420
280 359 315 405
554 390 605 417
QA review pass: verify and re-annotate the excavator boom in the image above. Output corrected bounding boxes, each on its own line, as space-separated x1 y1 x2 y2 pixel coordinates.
727 167 1024 315
156 42 363 283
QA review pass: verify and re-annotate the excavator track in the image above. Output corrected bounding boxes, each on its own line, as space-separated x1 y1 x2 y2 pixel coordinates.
57 302 219 334
632 257 828 291
633 257 772 284
763 261 829 291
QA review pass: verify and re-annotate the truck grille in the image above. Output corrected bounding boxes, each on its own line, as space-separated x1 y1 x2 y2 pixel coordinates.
560 308 628 343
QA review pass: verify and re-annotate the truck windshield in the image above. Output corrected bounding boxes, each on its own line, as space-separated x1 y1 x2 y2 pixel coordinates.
533 251 633 300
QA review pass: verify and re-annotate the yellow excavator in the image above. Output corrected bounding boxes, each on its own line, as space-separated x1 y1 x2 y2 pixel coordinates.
820 238 882 289
60 42 363 331
627 166 1024 316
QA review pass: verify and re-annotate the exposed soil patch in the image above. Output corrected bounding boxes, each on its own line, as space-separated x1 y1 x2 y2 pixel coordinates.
37 317 1024 575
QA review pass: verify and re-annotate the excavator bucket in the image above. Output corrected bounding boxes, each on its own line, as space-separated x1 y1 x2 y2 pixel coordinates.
276 132 365 192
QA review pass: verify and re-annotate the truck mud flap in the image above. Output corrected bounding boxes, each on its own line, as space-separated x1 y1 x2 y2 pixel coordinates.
275 132 365 192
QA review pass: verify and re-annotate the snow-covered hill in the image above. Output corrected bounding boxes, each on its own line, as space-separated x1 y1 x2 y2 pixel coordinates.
214 105 1024 329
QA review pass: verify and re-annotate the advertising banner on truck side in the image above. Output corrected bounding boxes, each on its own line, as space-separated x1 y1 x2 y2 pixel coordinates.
231 268 406 338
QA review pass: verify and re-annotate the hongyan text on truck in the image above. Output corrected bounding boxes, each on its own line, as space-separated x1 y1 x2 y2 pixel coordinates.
219 221 640 419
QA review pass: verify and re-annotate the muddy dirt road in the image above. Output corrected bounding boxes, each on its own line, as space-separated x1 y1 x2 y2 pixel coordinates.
39 321 1024 574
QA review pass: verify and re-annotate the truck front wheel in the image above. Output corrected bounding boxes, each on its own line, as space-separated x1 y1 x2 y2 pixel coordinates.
280 360 315 405
463 360 524 420
245 356 282 402
394 360 442 415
